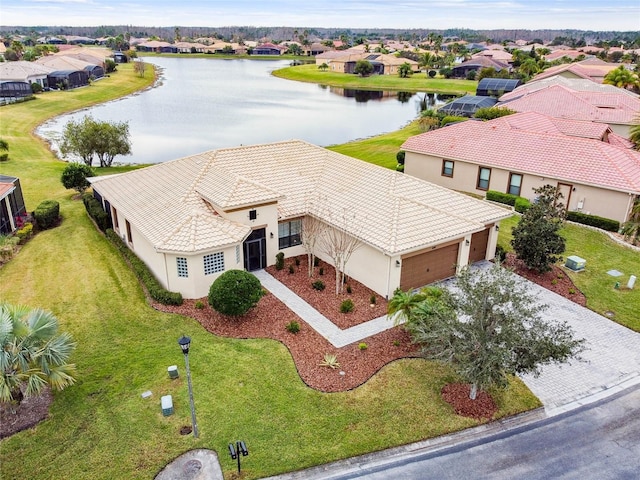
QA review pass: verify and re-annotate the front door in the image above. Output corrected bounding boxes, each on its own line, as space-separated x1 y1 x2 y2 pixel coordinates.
243 228 266 271
557 183 573 210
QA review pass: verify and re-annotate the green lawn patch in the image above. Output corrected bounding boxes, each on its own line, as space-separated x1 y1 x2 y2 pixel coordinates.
498 215 640 332
0 62 539 480
273 64 477 95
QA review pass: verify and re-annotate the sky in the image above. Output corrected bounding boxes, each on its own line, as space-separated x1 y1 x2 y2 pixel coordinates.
1 0 639 31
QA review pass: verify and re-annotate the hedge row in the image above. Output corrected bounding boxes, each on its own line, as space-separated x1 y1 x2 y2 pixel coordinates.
106 228 183 305
514 197 531 213
34 200 59 230
566 211 620 232
82 193 112 232
486 190 517 206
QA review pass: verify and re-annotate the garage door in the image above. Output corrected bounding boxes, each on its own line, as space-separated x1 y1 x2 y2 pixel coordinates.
400 243 459 291
469 228 490 263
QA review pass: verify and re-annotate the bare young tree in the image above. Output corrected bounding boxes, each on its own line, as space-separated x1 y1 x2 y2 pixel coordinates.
301 214 325 278
133 59 146 77
320 209 363 294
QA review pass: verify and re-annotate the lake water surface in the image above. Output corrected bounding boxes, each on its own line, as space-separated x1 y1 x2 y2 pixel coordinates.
38 58 452 164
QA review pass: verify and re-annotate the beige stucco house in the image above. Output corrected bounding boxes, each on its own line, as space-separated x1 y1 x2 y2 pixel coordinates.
90 141 511 300
402 112 640 224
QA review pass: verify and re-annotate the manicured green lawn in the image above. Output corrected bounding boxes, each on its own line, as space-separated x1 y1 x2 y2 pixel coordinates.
0 63 540 479
273 64 477 95
498 215 640 332
328 121 422 169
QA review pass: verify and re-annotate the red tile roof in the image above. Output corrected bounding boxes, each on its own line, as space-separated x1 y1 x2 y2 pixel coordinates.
401 112 640 194
499 85 640 125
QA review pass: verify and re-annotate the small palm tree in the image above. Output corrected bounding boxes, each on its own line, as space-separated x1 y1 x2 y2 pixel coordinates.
621 201 640 246
630 115 640 151
0 303 77 404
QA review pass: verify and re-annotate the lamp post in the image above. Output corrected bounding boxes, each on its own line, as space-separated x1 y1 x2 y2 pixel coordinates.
178 335 199 438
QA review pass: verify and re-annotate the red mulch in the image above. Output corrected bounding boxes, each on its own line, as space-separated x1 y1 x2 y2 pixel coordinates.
155 255 420 393
503 253 587 306
441 383 497 420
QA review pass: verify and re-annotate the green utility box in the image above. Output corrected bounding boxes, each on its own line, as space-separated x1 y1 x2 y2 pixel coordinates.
565 255 586 272
161 395 173 416
167 365 179 379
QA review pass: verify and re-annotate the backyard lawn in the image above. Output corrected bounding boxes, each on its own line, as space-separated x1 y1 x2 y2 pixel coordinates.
272 63 478 95
0 62 538 479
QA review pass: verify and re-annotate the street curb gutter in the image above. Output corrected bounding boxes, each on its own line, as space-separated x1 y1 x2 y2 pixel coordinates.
263 379 640 480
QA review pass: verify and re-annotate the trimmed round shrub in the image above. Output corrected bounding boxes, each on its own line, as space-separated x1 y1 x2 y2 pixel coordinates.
208 270 264 316
34 200 60 230
340 299 355 313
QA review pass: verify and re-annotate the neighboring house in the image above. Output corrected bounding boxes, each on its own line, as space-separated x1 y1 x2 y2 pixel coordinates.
500 76 640 99
451 56 510 78
252 43 285 55
0 61 53 89
303 42 331 56
438 95 498 117
472 49 514 63
52 46 113 67
113 51 128 63
174 42 207 53
497 84 640 138
543 49 586 62
136 41 177 53
0 175 27 235
90 140 511 299
0 81 32 103
476 78 522 96
329 53 419 75
47 70 90 89
36 55 105 79
531 58 619 84
401 112 640 224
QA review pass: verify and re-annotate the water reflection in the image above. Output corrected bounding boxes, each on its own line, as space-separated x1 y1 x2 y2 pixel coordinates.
38 58 453 165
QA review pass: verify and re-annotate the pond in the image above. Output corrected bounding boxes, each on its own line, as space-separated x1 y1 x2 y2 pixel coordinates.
38 57 453 165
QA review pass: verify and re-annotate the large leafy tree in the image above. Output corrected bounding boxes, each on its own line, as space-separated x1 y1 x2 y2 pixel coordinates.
511 184 566 273
92 121 132 167
354 59 374 77
0 303 77 404
389 265 584 400
59 116 131 167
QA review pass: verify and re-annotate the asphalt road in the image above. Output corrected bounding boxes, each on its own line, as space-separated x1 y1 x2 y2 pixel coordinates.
332 385 640 480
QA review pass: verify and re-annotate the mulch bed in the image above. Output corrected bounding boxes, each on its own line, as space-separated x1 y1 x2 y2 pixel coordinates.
441 383 497 420
0 387 52 439
503 253 587 306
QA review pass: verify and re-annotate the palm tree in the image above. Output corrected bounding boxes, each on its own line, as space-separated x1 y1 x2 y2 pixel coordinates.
629 115 640 151
603 65 639 90
0 303 77 404
621 200 640 245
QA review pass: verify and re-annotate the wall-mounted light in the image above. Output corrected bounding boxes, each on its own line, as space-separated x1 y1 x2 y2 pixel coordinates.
465 239 470 246
495 225 500 231
395 260 400 267
572 187 576 192
270 232 274 239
